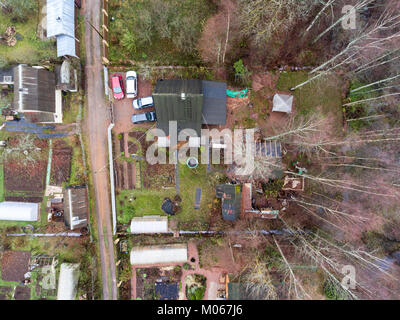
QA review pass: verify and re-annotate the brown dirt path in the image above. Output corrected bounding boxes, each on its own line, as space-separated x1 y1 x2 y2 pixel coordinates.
83 1 117 300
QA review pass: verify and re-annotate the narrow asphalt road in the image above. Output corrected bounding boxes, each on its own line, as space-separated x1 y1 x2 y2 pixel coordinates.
83 1 117 300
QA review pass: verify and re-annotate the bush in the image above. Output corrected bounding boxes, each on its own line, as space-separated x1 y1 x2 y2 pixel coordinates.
187 285 206 300
323 280 347 300
182 263 190 270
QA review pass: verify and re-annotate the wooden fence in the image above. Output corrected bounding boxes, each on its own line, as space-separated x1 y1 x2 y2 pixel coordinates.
102 0 109 65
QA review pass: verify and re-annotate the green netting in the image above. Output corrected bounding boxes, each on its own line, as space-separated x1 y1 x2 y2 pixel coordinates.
226 89 248 98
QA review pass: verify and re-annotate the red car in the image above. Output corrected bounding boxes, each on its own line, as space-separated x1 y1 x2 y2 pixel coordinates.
111 74 124 100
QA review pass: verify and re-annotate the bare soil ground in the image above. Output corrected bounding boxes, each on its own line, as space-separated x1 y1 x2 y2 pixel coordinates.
4 159 48 192
50 140 72 186
223 71 291 136
1 251 31 282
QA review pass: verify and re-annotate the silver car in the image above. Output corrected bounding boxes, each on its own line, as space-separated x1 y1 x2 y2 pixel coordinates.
131 111 156 124
132 96 154 110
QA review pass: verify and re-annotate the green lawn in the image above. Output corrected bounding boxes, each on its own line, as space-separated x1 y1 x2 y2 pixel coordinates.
116 163 217 228
276 71 343 124
0 12 56 66
0 163 4 202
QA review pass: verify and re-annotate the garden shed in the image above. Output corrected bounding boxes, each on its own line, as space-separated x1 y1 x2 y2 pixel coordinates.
130 244 188 266
57 263 80 300
216 184 242 221
130 216 169 234
0 67 14 85
0 201 39 221
63 186 89 230
272 93 293 114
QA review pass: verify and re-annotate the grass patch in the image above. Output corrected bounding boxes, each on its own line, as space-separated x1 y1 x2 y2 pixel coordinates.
0 163 4 202
116 164 218 228
62 93 81 124
276 72 343 125
0 10 56 66
65 135 86 186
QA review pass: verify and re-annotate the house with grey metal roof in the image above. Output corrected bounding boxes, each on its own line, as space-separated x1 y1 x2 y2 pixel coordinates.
13 64 63 123
63 186 88 231
153 79 227 136
46 0 79 58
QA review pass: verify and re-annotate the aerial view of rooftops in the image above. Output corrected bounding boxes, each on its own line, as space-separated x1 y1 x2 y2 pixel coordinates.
0 0 400 308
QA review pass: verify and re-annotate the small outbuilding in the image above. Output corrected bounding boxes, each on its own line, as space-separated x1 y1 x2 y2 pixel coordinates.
130 244 188 266
57 263 80 300
0 201 39 221
63 186 89 230
130 216 169 234
216 184 242 221
0 67 14 85
272 93 293 114
155 282 179 300
55 60 78 92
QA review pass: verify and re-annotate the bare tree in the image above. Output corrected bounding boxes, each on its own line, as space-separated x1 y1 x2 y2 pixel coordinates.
242 255 278 300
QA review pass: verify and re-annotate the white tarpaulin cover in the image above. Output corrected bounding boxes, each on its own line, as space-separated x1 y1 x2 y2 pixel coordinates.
130 216 168 234
0 201 39 221
130 244 188 265
272 94 293 113
57 263 80 300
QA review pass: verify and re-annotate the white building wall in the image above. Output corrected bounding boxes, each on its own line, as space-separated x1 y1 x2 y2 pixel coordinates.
130 216 168 234
130 244 188 266
0 202 39 221
57 263 80 300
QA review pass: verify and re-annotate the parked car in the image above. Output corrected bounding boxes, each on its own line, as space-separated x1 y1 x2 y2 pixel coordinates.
132 96 154 110
125 71 137 98
111 74 124 100
131 111 157 124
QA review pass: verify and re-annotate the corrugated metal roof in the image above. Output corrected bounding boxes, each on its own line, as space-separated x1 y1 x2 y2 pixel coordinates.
63 187 88 230
130 244 188 265
0 201 39 221
57 263 80 300
57 34 77 58
13 65 56 113
130 216 168 234
202 80 227 125
47 0 75 38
